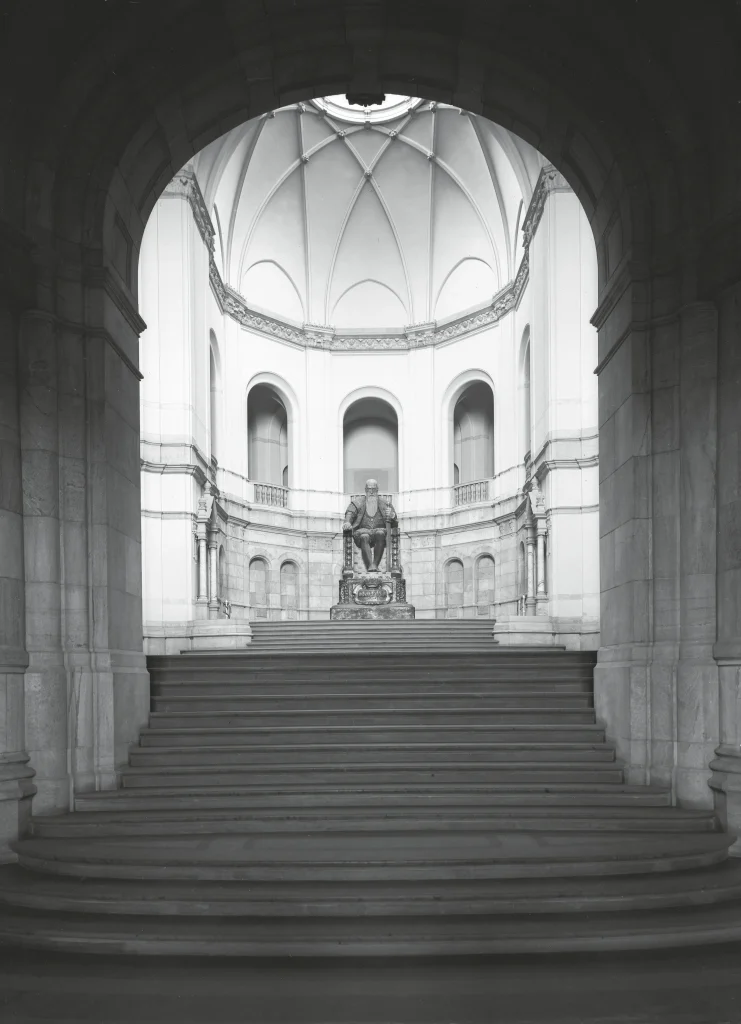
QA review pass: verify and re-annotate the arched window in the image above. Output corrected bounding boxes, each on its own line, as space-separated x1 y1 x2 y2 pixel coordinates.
343 397 398 494
249 557 269 619
453 382 494 484
248 385 289 486
476 555 496 614
445 559 464 617
520 327 532 460
209 331 221 462
280 560 298 619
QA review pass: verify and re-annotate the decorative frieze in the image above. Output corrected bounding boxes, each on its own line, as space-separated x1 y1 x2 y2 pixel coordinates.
521 165 571 248
172 163 568 351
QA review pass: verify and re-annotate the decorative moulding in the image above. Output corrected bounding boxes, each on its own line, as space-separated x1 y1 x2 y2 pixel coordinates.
168 163 567 352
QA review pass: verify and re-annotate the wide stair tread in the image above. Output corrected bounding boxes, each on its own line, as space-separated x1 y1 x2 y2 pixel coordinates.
5 645 737 957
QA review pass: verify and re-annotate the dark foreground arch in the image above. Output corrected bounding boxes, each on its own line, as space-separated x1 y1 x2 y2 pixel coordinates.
1 1 741 855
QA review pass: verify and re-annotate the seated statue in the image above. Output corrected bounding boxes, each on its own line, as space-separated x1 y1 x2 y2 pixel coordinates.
343 478 397 571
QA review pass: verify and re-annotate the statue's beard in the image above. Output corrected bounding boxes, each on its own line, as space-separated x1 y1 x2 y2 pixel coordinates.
366 495 378 517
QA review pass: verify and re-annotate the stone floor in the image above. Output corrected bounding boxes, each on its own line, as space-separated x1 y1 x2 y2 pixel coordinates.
2 946 741 1023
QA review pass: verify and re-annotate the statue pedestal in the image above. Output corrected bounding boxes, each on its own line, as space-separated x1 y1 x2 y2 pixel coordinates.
330 570 415 620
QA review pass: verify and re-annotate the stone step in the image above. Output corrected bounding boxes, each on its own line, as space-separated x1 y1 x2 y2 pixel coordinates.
150 679 597 696
150 706 595 727
74 783 673 812
140 724 607 745
119 764 626 787
6 895 741 956
150 653 596 677
2 859 739 920
155 660 595 672
151 692 594 712
249 620 500 628
10 832 731 882
128 743 617 767
29 806 719 839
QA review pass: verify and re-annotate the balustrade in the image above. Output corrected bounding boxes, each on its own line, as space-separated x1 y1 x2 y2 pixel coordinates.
253 483 289 507
454 479 489 506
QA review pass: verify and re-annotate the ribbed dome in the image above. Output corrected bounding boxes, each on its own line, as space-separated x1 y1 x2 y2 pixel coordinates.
194 99 542 330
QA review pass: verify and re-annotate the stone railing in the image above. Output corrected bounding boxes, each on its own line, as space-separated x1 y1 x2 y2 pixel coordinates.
253 483 289 508
454 480 490 506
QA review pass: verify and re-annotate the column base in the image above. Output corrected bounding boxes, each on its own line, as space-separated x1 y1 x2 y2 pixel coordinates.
709 745 741 849
0 753 36 862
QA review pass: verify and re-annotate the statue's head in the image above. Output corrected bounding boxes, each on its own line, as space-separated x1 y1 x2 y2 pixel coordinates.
364 478 379 496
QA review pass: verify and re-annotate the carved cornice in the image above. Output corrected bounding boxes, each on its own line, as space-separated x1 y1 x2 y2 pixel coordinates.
521 165 571 249
176 164 570 351
165 171 214 255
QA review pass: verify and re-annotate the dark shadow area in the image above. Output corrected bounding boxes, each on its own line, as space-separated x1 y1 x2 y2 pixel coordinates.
3 945 741 1023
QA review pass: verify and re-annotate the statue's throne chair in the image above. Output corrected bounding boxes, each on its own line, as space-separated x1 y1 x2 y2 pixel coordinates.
330 510 415 620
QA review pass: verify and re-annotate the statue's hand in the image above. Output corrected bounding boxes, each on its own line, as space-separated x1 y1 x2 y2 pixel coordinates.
342 520 353 533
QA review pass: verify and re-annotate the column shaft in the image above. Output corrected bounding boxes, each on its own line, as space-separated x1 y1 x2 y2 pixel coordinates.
536 531 546 595
198 534 208 600
208 537 219 617
525 531 536 614
19 310 69 813
0 304 34 858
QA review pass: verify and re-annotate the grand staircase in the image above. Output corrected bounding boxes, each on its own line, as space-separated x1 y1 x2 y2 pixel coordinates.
2 620 741 955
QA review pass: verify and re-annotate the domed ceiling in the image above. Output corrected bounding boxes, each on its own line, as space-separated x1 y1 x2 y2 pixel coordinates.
193 98 543 330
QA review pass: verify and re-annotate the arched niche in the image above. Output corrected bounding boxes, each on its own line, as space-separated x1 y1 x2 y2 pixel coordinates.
444 558 465 617
453 381 494 484
476 554 496 612
249 556 269 619
343 397 399 494
247 384 289 487
441 370 495 489
280 560 299 619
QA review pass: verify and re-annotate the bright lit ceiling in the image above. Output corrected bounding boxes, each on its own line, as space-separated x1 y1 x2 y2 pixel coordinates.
192 99 543 330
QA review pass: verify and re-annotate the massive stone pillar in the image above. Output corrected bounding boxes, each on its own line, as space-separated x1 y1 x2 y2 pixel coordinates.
594 273 721 808
11 258 151 819
0 303 34 859
710 282 741 845
675 303 718 801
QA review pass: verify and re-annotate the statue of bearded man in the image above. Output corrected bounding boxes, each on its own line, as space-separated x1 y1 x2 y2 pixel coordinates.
343 478 397 571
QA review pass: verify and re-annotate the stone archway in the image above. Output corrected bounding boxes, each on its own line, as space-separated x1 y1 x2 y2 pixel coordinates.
2 2 739 858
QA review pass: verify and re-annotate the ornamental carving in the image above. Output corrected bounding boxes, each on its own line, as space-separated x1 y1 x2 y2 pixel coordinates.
351 578 393 605
177 163 570 352
521 165 571 249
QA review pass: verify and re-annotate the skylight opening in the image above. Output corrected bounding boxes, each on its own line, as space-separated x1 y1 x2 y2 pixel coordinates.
313 95 421 123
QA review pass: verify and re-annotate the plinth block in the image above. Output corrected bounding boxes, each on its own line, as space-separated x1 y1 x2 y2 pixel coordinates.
330 569 415 620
